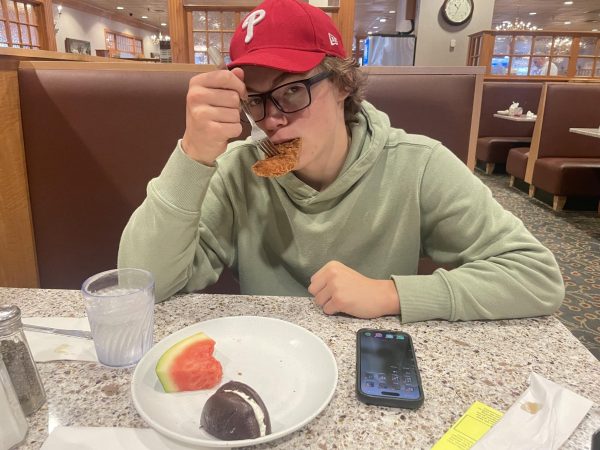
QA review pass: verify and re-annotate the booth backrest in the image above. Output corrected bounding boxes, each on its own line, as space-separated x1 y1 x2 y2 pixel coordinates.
363 67 481 164
18 63 479 289
536 83 600 158
477 81 543 138
19 65 202 289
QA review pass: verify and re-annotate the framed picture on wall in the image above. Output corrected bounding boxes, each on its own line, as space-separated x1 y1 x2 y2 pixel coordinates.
65 38 91 55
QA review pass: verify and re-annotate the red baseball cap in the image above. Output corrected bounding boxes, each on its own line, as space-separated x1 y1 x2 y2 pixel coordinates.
228 0 346 73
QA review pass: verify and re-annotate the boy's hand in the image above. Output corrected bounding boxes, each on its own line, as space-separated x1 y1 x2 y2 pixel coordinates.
181 67 246 165
309 261 400 319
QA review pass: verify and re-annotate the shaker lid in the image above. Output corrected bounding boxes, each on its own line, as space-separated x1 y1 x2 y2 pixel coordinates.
0 305 21 334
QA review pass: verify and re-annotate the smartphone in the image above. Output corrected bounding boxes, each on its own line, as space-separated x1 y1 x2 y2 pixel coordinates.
356 328 424 409
592 428 600 450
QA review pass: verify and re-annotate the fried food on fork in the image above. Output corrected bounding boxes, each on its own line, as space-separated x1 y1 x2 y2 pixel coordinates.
251 138 301 177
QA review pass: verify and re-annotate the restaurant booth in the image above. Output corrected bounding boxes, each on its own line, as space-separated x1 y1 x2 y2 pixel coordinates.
1 50 484 290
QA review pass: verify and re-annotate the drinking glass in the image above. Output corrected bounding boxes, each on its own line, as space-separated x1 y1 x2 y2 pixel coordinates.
81 268 154 367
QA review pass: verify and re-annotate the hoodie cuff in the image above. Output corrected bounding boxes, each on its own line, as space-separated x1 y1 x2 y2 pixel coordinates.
151 140 217 212
392 273 453 323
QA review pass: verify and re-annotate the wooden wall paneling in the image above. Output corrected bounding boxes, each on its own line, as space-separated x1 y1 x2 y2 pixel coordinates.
168 0 190 63
568 36 580 77
336 0 354 58
18 60 213 71
524 82 548 184
480 34 494 75
0 46 129 62
186 10 194 64
0 60 39 287
0 0 10 48
38 0 57 51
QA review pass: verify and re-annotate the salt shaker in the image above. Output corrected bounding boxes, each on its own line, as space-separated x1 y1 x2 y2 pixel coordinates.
0 354 28 448
0 305 46 415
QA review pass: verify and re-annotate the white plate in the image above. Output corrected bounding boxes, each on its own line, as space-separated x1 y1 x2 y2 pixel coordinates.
131 316 338 448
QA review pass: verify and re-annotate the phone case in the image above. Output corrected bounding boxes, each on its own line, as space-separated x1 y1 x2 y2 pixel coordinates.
355 328 424 409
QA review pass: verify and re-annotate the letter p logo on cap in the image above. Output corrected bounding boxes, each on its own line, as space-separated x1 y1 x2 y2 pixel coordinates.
242 9 266 43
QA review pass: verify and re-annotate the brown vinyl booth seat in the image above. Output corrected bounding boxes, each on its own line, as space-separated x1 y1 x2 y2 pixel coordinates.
505 147 530 181
362 67 481 165
476 81 543 174
507 83 600 211
17 63 481 291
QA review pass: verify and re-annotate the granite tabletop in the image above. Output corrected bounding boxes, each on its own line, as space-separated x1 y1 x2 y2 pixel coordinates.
1 287 599 450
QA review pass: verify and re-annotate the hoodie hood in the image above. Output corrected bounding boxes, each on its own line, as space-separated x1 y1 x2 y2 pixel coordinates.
273 101 392 208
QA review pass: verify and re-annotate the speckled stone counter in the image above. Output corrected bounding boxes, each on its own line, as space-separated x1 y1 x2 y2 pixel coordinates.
1 287 599 449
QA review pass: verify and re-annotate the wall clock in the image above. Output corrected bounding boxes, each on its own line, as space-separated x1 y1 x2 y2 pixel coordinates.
441 0 474 26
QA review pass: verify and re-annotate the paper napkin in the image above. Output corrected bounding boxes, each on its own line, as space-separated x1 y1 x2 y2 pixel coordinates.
41 427 203 450
472 372 593 450
22 317 98 362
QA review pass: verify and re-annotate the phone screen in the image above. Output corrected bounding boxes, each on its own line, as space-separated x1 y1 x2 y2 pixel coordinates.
358 330 421 401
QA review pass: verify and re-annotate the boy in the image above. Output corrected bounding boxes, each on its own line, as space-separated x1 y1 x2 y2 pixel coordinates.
119 0 564 322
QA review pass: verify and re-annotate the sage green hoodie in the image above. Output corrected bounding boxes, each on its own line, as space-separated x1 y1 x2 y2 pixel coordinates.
118 101 564 322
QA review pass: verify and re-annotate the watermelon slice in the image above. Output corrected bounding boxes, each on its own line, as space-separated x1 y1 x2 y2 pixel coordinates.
155 332 223 392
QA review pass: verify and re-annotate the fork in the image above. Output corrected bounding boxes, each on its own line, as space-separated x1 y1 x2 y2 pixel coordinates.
207 47 279 157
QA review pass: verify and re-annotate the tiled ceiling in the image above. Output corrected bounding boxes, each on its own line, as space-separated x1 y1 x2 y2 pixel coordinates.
72 0 600 36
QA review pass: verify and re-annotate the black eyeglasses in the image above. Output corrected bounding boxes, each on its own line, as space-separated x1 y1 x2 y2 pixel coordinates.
242 71 333 123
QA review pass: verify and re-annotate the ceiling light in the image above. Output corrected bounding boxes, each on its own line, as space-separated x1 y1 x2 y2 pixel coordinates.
368 31 373 35
564 21 571 24
495 19 536 31
151 32 170 45
373 26 379 29
116 6 124 10
161 22 167 26
563 1 573 4
141 15 148 19
389 10 395 14
380 18 387 23
529 12 536 15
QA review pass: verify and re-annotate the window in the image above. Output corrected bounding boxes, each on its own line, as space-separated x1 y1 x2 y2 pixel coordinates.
191 9 251 65
0 0 41 49
469 31 600 79
105 30 143 58
575 37 600 77
490 33 572 77
530 36 567 76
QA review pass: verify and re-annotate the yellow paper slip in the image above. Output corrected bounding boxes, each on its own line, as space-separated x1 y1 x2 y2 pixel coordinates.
432 401 503 450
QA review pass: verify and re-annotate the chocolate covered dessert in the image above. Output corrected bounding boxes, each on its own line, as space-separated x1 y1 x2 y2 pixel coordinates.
200 381 272 440
251 138 301 177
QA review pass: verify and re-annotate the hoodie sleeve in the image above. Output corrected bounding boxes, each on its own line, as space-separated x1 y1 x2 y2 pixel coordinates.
392 144 564 323
118 141 236 302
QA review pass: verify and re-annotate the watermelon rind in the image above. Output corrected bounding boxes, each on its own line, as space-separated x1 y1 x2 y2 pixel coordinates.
155 332 214 392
